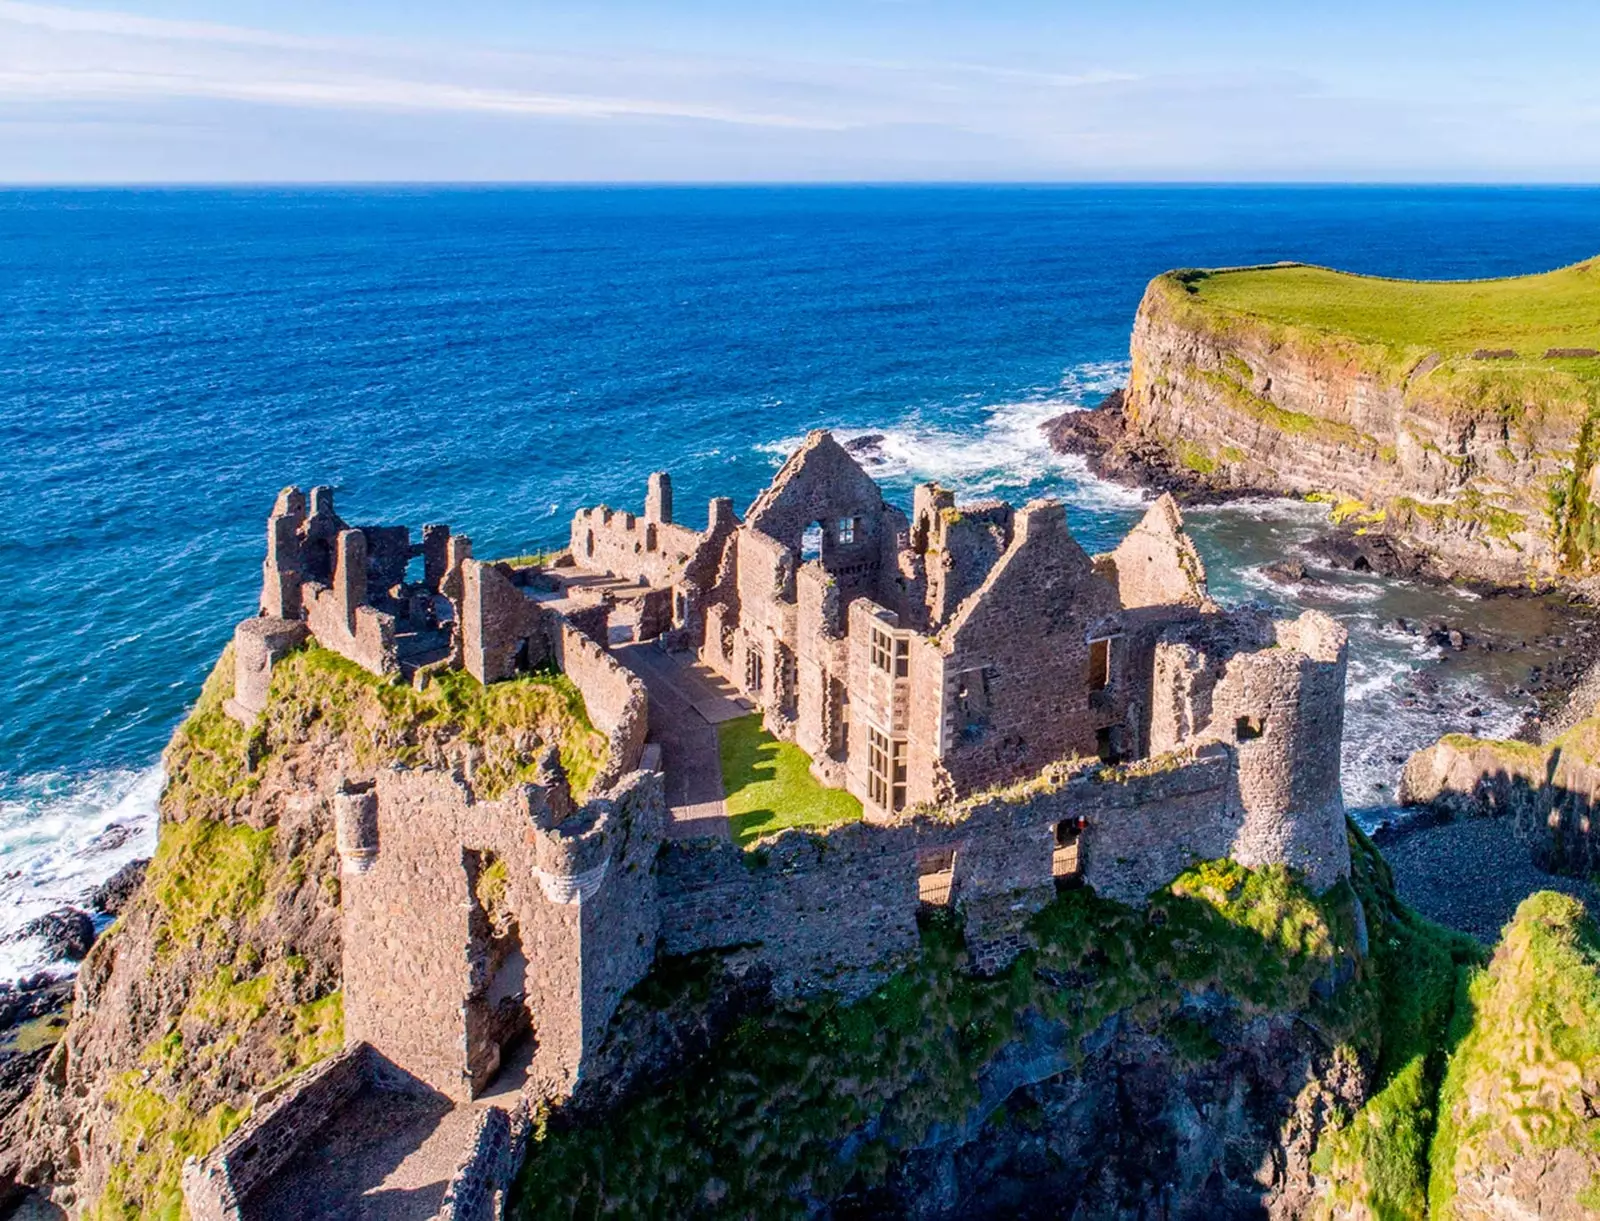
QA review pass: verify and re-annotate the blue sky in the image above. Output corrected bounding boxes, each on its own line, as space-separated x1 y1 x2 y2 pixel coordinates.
2 0 1599 182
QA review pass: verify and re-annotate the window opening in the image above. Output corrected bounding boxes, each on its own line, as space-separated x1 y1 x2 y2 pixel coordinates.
746 647 764 696
917 848 956 905
837 516 857 545
871 628 894 674
1088 637 1112 691
893 637 909 678
801 521 823 562
891 738 908 811
1053 818 1085 885
868 728 890 808
1235 714 1264 741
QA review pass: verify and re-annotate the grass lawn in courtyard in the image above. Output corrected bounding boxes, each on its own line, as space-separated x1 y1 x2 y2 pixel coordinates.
717 714 863 847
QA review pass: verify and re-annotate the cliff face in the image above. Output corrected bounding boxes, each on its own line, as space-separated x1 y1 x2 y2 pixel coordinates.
1400 721 1600 879
1430 892 1600 1219
1122 270 1600 585
2 644 607 1217
513 834 1481 1221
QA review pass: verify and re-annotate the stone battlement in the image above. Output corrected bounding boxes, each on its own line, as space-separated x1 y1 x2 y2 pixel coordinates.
188 437 1354 1220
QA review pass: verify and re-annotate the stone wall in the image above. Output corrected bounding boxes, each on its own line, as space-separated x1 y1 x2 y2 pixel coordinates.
340 767 665 1104
435 1103 532 1221
657 752 1240 996
1105 494 1209 610
181 1044 373 1221
224 617 307 724
300 526 401 678
550 620 648 789
460 559 541 685
570 506 703 588
1149 610 1352 891
938 500 1121 794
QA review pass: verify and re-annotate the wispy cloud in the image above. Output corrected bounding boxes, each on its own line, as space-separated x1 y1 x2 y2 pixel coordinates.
0 2 869 129
0 0 1596 181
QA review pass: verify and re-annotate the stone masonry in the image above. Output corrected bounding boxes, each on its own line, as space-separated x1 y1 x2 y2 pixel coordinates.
186 440 1354 1220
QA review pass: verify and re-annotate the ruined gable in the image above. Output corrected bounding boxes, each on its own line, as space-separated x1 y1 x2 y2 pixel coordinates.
1105 493 1209 609
743 430 904 552
937 500 1122 791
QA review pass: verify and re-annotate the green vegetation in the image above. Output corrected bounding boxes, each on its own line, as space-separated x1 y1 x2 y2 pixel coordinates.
1429 892 1600 1217
146 815 277 958
86 636 611 1218
90 1079 248 1221
164 644 608 816
513 850 1379 1219
1177 440 1218 475
2 1010 70 1055
1187 259 1600 365
1311 828 1482 1219
717 714 863 847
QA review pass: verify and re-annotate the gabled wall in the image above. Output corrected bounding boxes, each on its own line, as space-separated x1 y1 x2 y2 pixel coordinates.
938 500 1121 794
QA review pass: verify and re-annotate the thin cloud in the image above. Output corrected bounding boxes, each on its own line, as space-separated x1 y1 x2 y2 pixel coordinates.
0 69 857 129
0 2 858 129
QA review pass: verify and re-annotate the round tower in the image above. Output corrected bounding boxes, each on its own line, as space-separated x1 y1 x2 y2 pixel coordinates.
1216 610 1351 890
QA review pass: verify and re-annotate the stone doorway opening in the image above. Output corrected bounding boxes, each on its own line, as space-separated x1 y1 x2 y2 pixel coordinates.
463 849 533 1098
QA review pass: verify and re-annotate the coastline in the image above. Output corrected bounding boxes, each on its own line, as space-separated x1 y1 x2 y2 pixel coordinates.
1045 390 1600 941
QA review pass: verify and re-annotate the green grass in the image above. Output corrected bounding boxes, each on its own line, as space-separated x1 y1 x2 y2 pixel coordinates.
164 643 609 818
717 714 863 847
1310 825 1484 1220
1186 259 1600 360
1428 891 1600 1217
512 853 1372 1220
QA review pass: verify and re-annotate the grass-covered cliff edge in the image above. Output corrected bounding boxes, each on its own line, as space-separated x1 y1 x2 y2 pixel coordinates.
0 642 606 1217
7 637 1600 1218
1118 258 1600 585
509 828 1501 1219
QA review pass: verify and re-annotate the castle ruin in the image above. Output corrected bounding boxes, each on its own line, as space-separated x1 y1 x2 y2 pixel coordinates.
187 434 1352 1219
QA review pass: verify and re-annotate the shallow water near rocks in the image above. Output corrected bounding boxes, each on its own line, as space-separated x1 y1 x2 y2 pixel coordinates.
5 184 1599 981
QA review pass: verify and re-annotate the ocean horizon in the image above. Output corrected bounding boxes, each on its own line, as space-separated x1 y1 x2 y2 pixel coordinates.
4 182 1599 980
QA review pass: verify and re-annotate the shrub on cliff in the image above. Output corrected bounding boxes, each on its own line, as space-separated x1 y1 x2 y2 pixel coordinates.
513 853 1373 1218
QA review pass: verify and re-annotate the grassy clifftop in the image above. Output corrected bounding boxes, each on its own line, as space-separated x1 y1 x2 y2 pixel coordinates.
1126 258 1600 581
1188 259 1600 372
1431 892 1600 1216
12 642 610 1218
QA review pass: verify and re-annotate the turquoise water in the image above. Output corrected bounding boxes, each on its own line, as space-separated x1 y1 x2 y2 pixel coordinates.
3 185 1598 977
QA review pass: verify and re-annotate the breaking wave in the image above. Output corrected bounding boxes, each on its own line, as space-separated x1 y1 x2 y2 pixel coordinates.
758 360 1145 511
0 766 161 984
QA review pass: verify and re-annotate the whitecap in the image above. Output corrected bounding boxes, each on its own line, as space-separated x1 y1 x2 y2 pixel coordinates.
0 766 162 984
756 360 1146 511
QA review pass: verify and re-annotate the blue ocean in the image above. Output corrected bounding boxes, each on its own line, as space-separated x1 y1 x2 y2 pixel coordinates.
4 185 1599 979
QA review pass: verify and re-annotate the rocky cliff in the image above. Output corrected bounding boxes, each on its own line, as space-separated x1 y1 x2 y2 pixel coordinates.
1113 263 1600 586
1400 716 1600 880
0 643 607 1217
512 831 1484 1220
1430 891 1600 1219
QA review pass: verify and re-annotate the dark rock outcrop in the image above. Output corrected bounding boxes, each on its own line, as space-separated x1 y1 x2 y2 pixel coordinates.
15 910 95 964
88 859 149 918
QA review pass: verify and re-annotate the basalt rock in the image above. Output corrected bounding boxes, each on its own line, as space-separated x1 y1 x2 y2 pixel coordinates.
15 909 95 964
88 858 149 918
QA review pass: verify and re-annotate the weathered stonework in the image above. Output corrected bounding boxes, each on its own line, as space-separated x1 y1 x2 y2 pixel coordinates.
185 436 1355 1221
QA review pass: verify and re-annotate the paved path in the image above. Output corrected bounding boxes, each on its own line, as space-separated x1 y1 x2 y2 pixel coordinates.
241 1090 472 1221
239 1040 538 1221
614 643 751 840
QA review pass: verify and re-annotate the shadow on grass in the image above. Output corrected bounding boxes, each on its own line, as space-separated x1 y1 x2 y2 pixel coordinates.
717 714 862 847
